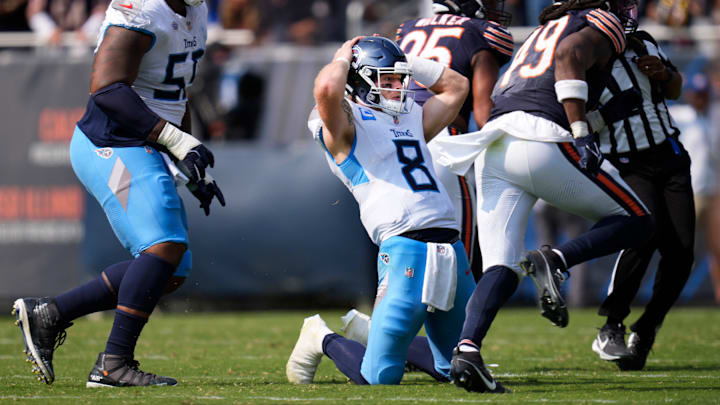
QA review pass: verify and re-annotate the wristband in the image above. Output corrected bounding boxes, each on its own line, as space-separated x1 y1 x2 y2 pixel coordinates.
406 54 444 88
555 80 588 103
334 57 350 68
156 122 201 160
570 121 590 139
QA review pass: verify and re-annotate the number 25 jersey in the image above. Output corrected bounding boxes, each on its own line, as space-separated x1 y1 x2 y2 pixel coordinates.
308 101 458 245
395 15 513 125
490 9 626 131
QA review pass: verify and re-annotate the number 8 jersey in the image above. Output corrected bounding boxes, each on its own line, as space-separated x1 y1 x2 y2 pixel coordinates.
89 0 207 131
308 100 458 245
490 9 625 132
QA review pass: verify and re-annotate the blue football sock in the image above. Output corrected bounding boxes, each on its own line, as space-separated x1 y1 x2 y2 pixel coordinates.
460 265 519 349
105 309 147 356
104 253 175 357
54 260 132 322
322 333 369 384
406 336 448 382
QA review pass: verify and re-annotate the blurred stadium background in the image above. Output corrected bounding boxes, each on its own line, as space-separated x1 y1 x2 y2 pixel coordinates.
1 0 719 312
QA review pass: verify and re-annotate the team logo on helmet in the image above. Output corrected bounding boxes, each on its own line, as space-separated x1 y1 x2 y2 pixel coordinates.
95 148 113 159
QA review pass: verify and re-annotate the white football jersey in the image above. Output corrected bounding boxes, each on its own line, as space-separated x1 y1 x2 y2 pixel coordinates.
309 100 458 245
97 0 208 126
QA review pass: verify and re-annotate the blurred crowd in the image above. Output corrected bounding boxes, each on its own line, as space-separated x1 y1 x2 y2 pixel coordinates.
2 0 720 45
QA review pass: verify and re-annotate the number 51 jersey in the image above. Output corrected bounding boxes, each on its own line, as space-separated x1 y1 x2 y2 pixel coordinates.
96 0 207 127
308 101 458 245
490 8 625 132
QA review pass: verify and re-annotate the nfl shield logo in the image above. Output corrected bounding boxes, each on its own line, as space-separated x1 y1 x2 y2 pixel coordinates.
144 146 154 154
95 148 113 159
187 21 192 30
437 245 447 255
405 267 414 278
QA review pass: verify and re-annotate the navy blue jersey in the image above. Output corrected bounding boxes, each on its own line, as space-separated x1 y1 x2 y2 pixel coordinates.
396 14 513 125
490 8 626 130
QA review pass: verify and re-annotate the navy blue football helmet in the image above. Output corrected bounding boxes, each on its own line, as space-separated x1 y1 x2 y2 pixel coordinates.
347 36 413 115
609 0 639 32
432 0 512 26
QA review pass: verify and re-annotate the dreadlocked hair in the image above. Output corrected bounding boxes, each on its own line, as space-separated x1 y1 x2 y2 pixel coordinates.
538 0 608 25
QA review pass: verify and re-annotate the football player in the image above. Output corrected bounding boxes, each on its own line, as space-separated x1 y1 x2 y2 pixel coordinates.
431 0 654 392
12 0 223 387
396 0 514 282
286 36 474 385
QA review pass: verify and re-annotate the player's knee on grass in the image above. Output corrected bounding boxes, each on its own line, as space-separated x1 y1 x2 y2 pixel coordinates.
371 364 405 385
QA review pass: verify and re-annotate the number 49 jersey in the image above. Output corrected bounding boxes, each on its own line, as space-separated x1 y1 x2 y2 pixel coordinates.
396 15 513 124
97 0 207 126
490 9 625 131
308 101 458 245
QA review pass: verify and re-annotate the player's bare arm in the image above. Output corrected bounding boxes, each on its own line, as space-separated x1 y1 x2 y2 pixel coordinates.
470 50 500 129
90 26 168 142
314 36 363 163
554 26 613 125
421 62 469 141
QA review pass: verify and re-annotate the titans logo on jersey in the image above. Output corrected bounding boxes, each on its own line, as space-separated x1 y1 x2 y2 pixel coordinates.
490 9 625 130
395 15 513 124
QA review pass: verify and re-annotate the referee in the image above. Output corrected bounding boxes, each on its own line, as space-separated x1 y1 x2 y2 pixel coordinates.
586 29 694 371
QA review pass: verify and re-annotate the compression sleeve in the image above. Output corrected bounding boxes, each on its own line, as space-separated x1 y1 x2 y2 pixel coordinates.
91 82 162 139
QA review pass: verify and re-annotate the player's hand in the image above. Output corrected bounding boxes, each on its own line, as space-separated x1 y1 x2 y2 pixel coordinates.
178 145 215 184
333 36 363 64
574 134 604 175
634 55 670 81
187 175 225 216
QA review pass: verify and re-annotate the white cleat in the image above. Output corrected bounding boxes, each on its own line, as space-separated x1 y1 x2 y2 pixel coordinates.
286 314 333 384
340 309 370 346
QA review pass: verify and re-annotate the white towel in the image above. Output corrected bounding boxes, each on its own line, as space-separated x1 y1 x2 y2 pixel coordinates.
160 152 190 187
422 242 457 312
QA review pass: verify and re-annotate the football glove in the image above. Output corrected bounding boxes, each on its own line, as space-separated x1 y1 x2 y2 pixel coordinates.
574 134 604 175
179 144 215 184
186 174 225 216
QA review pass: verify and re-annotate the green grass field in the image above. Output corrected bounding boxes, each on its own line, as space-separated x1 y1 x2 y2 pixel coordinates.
2 307 719 404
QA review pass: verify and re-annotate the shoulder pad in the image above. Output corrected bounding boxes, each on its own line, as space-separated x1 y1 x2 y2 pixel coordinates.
110 0 150 26
483 21 514 59
585 8 626 54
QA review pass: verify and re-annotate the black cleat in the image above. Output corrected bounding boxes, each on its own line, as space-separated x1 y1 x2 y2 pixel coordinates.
520 246 569 327
617 330 655 371
592 323 631 361
86 352 178 388
450 347 508 393
12 297 72 384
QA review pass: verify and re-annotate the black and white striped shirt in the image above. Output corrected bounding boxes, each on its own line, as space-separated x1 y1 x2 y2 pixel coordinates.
596 35 680 155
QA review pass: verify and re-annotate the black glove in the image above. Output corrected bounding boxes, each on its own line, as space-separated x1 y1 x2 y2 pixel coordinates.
574 134 604 175
179 145 215 183
187 177 226 216
599 88 643 124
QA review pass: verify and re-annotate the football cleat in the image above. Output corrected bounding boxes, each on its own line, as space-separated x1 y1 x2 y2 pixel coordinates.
286 314 333 384
86 352 178 388
340 309 370 346
617 330 656 371
592 323 631 361
520 246 569 328
12 297 73 384
450 346 508 393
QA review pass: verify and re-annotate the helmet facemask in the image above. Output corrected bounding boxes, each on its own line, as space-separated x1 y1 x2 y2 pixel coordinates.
607 0 638 33
356 63 414 115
